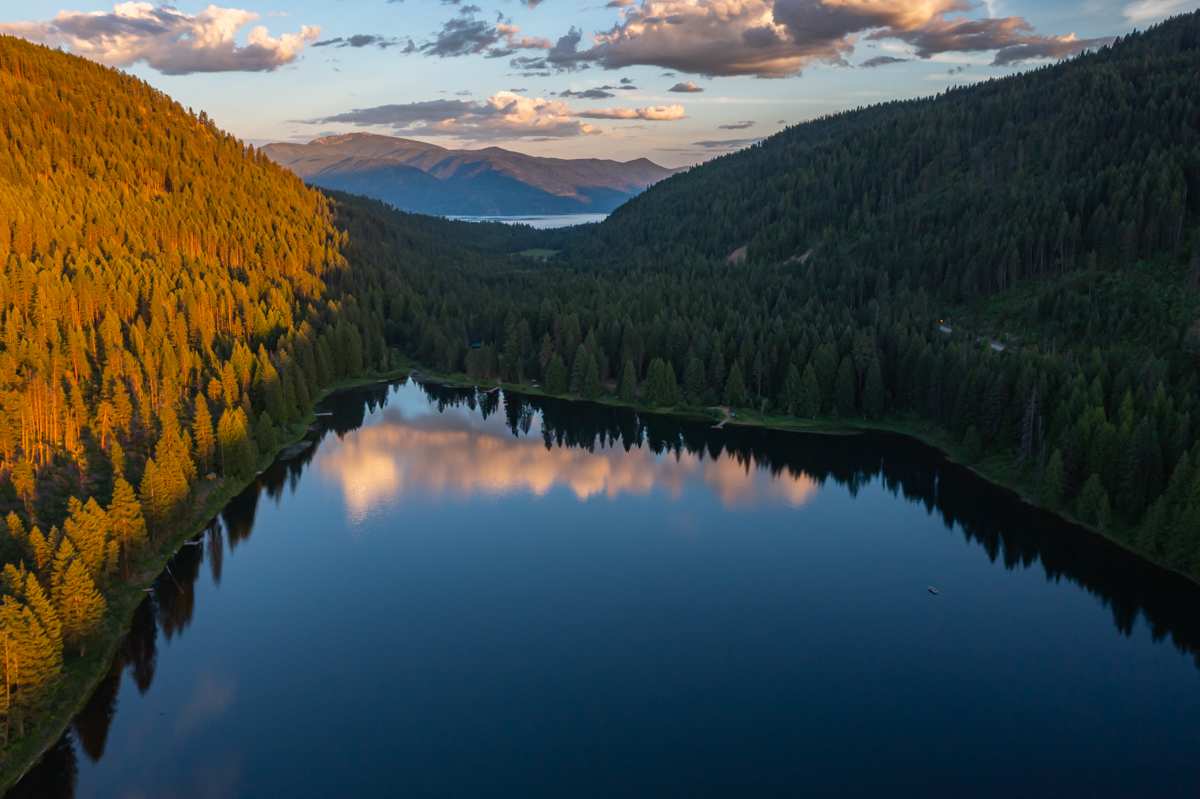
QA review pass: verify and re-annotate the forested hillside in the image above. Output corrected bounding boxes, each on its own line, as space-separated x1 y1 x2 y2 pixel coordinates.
347 14 1200 583
0 35 395 756
577 13 1200 303
4 10 1200 784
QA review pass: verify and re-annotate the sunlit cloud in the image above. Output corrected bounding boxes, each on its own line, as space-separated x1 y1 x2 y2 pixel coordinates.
577 104 686 120
314 91 688 139
498 0 1115 79
315 91 599 139
316 407 818 523
0 3 319 74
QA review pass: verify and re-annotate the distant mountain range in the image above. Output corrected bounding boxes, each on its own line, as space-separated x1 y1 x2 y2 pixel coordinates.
261 133 677 216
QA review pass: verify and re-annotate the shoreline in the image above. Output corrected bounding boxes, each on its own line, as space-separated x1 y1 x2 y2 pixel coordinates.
0 369 409 793
4 360 1195 790
415 367 1200 591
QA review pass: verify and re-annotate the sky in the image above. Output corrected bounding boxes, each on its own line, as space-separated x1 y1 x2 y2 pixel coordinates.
2 0 1197 167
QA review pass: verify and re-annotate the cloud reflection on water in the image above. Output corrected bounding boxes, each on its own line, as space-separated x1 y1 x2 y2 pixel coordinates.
316 405 819 522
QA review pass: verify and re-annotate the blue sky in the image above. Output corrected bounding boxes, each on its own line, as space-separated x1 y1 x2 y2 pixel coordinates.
3 0 1196 166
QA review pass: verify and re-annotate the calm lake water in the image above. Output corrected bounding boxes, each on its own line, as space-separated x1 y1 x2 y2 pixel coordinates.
446 213 607 229
12 380 1200 798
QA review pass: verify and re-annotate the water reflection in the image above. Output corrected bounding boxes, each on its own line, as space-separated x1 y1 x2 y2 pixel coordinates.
316 403 820 523
14 378 1200 797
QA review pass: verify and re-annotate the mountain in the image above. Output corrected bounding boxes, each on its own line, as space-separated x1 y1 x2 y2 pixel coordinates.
333 14 1200 581
261 133 676 216
573 14 1200 300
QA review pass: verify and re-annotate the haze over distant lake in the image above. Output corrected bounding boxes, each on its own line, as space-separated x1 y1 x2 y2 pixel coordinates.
447 212 608 229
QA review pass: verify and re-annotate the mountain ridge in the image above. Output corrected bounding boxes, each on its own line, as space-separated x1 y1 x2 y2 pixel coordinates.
262 133 677 216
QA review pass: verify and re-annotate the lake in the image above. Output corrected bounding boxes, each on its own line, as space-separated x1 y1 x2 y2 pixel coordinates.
12 380 1200 797
446 213 608 229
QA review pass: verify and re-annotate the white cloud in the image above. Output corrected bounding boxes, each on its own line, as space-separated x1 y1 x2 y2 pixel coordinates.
317 91 690 140
319 91 599 140
0 2 319 74
1123 0 1195 23
577 104 687 120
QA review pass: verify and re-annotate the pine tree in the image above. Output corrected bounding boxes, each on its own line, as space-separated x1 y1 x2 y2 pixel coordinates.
619 359 637 402
725 362 746 408
863 357 886 419
798 364 821 418
0 596 62 697
835 356 858 417
783 363 803 415
545 354 568 395
107 477 148 561
1042 449 1065 507
255 411 277 456
684 357 706 405
582 355 601 400
53 557 107 655
193 396 216 473
1077 474 1112 531
569 345 589 395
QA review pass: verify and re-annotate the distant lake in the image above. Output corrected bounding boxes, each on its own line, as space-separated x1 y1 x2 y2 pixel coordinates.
447 212 608 229
14 380 1200 798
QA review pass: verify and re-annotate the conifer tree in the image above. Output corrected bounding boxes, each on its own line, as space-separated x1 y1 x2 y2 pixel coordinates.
619 360 638 403
107 478 148 560
52 557 107 655
0 597 62 696
798 365 821 418
192 396 216 473
725 362 746 408
835 357 858 417
545 355 568 395
1042 450 1065 507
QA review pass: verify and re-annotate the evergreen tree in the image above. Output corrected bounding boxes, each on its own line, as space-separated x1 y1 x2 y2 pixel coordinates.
1042 450 1065 507
545 355 568 395
52 558 107 655
684 357 706 405
797 365 821 418
107 478 148 559
724 362 747 408
193 397 216 473
619 360 637 403
863 358 886 419
835 357 858 417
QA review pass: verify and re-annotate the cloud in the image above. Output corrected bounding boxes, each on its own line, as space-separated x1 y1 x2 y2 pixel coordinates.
1124 0 1194 23
992 33 1114 65
313 34 400 49
669 80 704 92
315 91 598 140
577 104 686 120
693 137 759 149
423 8 550 58
718 120 755 129
880 15 1113 65
526 0 1118 78
860 54 908 67
561 87 617 98
508 26 591 73
0 2 319 74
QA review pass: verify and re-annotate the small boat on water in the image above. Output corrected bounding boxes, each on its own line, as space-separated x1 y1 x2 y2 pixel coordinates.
928 586 940 595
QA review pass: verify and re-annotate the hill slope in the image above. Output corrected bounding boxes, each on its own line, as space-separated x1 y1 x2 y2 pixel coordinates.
573 13 1200 303
0 34 409 782
262 133 675 216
